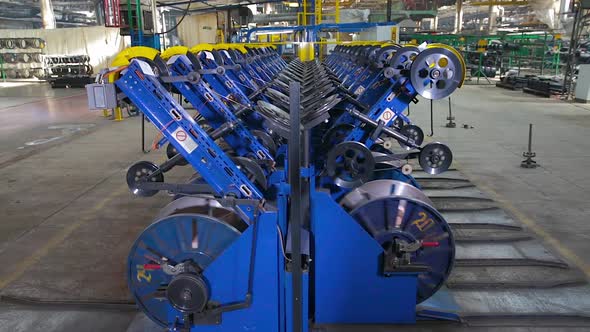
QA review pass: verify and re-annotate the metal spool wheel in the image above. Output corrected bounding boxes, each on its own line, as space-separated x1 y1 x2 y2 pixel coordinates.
321 123 354 151
20 53 31 63
126 161 164 197
374 45 401 67
5 39 15 49
136 55 170 78
399 124 424 150
388 46 420 82
327 141 375 189
20 69 31 79
15 39 26 49
6 69 16 79
6 53 17 63
255 100 294 138
410 47 464 100
303 94 341 124
232 156 267 190
166 142 189 166
128 202 244 328
340 179 455 304
155 196 247 232
265 88 292 109
251 130 277 156
367 46 380 65
418 142 453 175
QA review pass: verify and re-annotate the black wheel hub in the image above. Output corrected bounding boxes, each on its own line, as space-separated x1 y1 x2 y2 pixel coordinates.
166 273 209 313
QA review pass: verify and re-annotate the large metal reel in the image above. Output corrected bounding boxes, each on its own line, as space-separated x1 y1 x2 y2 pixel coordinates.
327 141 375 189
128 198 245 328
251 129 277 156
388 46 420 82
409 46 464 100
320 123 354 151
255 100 293 138
233 156 268 190
340 180 455 304
373 44 401 67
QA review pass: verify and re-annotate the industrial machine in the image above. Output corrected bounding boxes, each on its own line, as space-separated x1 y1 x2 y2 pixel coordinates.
87 41 465 331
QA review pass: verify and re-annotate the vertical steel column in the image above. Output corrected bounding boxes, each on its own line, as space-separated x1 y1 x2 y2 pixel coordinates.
487 5 494 32
135 0 144 45
433 15 439 31
226 9 232 43
386 0 392 22
289 82 302 332
335 0 340 42
455 0 463 33
40 0 56 29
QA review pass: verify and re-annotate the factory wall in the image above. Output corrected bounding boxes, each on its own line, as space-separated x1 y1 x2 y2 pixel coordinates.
177 13 218 47
0 26 127 70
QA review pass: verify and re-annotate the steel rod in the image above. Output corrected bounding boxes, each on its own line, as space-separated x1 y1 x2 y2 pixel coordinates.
288 81 302 332
529 123 533 152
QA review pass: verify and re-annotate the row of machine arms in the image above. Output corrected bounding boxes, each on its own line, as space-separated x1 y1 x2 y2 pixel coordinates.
91 41 465 331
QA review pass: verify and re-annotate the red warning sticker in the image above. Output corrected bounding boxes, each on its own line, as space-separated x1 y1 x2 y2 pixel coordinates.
377 108 395 123
172 127 198 153
175 130 187 142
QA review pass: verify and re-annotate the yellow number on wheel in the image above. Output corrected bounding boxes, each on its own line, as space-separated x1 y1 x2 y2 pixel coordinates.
412 212 435 232
136 265 152 283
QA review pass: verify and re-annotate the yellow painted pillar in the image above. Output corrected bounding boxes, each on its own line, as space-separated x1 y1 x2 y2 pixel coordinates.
107 71 123 121
114 107 123 121
299 42 315 61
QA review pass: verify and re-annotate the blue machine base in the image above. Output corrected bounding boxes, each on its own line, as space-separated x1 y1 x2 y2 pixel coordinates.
310 190 460 325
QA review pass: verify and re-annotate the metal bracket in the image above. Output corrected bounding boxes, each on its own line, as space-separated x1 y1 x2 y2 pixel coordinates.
371 120 385 142
136 182 214 195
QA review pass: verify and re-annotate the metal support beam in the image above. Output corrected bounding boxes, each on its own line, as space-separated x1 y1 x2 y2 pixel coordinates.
487 5 494 32
288 81 303 332
454 0 463 33
186 0 286 14
40 0 56 29
156 0 205 7
386 0 392 22
433 15 438 31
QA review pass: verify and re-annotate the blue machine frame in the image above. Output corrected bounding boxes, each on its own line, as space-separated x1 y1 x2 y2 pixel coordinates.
106 41 465 332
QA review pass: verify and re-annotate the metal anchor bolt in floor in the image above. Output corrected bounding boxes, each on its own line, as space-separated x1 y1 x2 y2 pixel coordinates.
521 123 538 168
445 96 456 128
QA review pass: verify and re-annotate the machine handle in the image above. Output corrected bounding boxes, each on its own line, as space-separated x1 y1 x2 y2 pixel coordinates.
143 264 162 270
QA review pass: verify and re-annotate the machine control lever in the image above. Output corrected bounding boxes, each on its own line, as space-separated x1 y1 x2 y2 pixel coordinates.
382 238 439 274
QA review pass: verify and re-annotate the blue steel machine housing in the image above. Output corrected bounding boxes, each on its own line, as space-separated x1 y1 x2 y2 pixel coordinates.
101 41 466 332
166 54 273 162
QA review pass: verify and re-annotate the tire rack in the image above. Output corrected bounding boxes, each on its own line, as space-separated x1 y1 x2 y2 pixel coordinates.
0 38 46 80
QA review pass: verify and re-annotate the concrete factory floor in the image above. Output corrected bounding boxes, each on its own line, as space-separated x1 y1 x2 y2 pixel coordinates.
0 82 589 331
